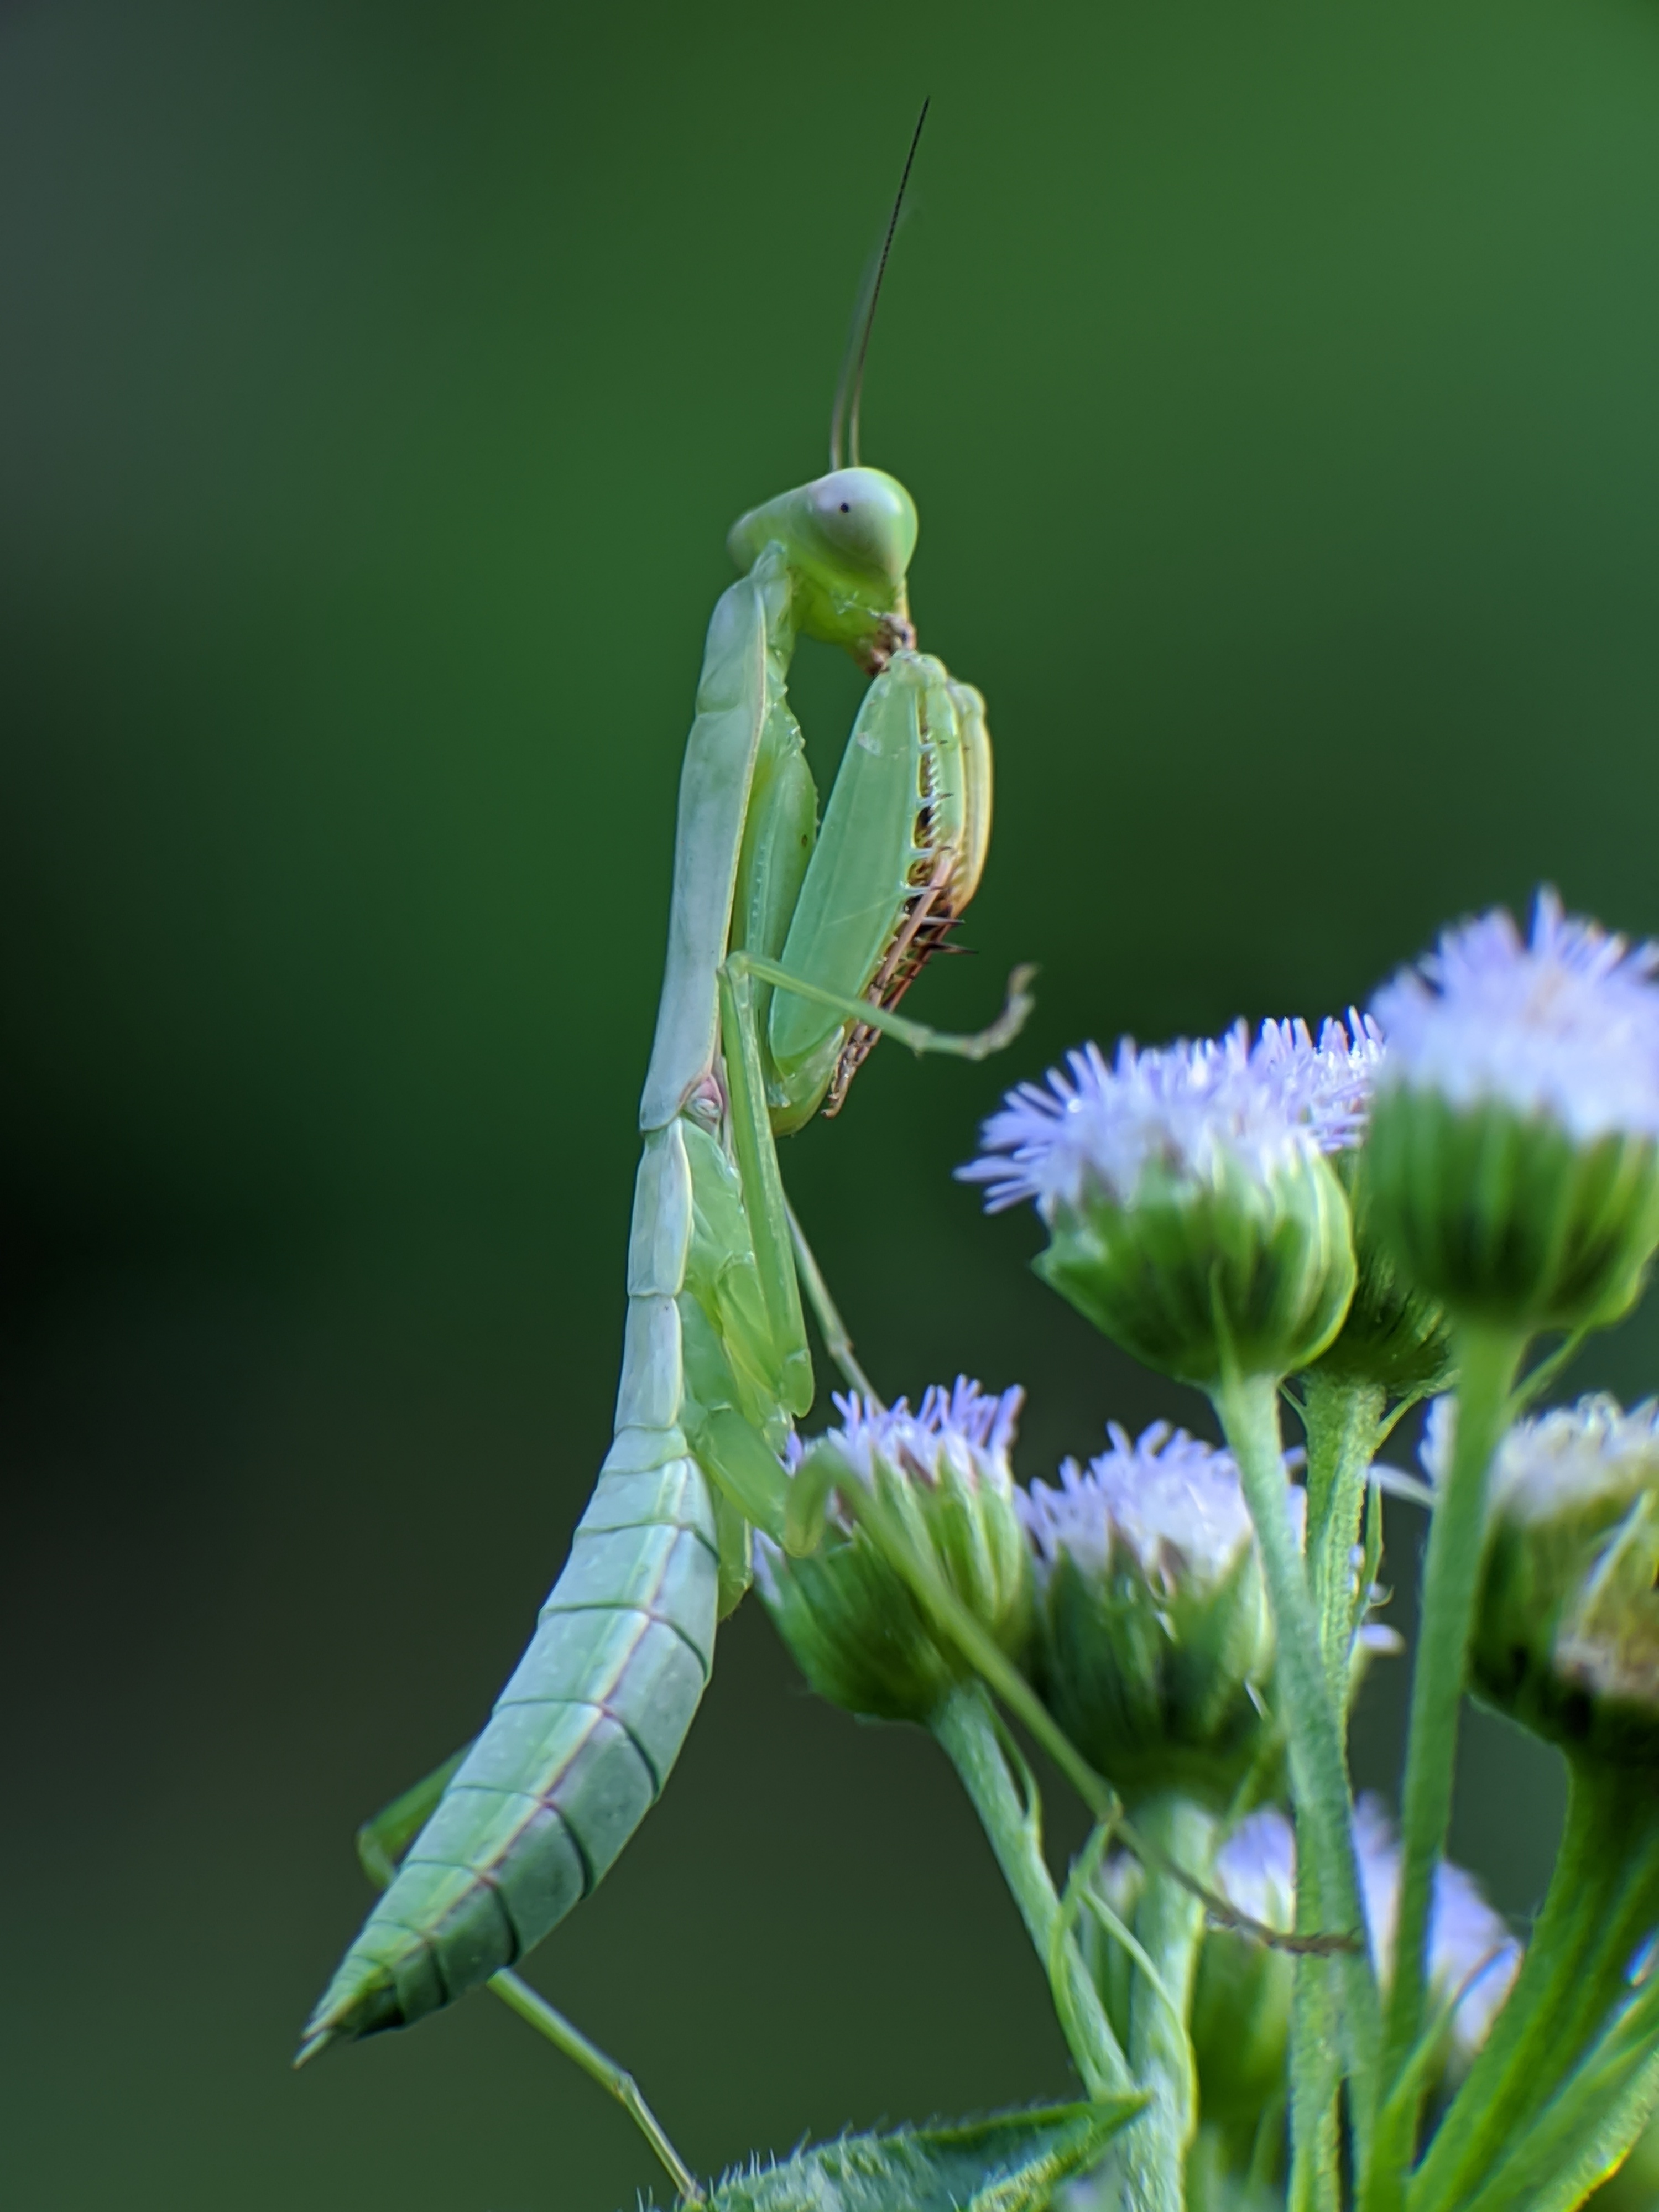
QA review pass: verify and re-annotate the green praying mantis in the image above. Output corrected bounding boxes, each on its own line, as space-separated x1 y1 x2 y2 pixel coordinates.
298 113 1032 2094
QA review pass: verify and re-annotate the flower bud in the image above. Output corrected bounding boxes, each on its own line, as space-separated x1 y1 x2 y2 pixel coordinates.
1367 891 1659 1333
960 1018 1369 1389
1019 1422 1298 1806
1430 1394 1659 1763
755 1380 1032 1724
1188 1801 1518 2136
1354 1796 1521 2080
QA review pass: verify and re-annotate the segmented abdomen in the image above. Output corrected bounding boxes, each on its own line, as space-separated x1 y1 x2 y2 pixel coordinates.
301 1125 718 2046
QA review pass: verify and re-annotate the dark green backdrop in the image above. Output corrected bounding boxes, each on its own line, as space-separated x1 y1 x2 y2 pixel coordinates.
6 2 1659 2205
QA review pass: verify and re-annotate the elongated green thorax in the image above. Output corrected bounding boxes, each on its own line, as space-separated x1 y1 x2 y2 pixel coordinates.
727 466 917 670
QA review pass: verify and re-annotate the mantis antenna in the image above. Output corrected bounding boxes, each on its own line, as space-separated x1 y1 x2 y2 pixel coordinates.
829 97 930 472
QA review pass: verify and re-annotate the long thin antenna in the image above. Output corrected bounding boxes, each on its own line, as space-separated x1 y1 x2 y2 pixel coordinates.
829 98 930 471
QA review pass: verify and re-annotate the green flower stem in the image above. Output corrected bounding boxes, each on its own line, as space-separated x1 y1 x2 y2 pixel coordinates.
1287 1850 1342 2212
1287 1373 1385 2212
1408 1761 1659 2212
932 1682 1132 2099
1122 1794 1214 2212
1290 1369 1386 2211
1301 1373 1388 1703
1212 1370 1379 2157
1365 1317 1525 2211
1184 2126 1232 2212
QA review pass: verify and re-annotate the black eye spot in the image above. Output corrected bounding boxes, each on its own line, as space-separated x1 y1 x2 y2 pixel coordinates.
839 502 850 512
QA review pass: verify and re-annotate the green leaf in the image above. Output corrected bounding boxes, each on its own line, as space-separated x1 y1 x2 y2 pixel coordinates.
667 2099 1145 2212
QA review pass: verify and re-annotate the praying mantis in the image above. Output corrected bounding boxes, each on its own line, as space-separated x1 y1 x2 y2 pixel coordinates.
298 114 1032 2079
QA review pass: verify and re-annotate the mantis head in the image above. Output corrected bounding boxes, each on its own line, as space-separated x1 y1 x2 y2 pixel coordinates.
728 106 931 671
726 466 919 670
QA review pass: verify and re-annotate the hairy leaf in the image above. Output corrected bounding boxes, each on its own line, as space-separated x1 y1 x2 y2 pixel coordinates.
658 2099 1144 2212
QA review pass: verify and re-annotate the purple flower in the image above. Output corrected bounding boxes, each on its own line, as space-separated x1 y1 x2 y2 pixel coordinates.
1019 1420 1304 1587
960 1013 1381 1218
1371 889 1659 1144
781 1376 1022 1491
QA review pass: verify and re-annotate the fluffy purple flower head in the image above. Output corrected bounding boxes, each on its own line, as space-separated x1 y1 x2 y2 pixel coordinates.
758 1378 1031 1724
781 1377 1022 1495
1422 1391 1659 1528
1371 888 1659 1145
960 1011 1382 1218
1019 1420 1304 1588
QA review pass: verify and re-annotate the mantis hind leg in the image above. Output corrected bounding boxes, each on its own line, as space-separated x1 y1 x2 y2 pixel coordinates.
346 1753 701 2203
786 1197 882 1406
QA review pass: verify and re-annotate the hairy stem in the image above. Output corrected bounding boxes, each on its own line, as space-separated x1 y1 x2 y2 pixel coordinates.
1301 1373 1388 1704
1365 1321 1525 2210
932 1682 1133 2098
1290 1374 1386 2212
1213 1369 1379 2162
1287 1848 1343 2212
1123 1794 1213 2212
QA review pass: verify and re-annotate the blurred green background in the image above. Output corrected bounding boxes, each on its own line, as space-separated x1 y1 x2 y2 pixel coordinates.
7 0 1659 2204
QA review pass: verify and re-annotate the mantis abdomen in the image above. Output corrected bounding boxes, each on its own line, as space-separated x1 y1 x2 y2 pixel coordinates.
301 1123 724 2046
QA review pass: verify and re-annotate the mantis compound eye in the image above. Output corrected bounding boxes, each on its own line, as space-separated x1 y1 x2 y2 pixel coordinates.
808 467 918 585
725 463 918 662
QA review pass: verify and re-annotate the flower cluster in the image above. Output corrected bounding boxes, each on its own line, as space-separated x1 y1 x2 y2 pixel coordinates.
781 1376 1024 1495
1019 1421 1266 1583
1423 1391 1659 1530
751 890 1659 2212
958 1014 1379 1387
